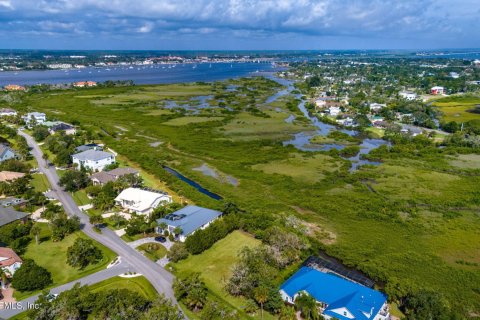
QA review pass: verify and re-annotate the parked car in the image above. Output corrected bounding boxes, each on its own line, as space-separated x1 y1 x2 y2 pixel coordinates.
154 236 166 243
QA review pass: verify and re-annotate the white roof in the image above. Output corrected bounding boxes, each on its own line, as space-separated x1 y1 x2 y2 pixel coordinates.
431 86 444 89
115 188 170 212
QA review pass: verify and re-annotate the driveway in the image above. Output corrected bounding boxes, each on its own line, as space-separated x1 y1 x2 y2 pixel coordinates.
0 260 130 319
17 131 177 303
127 237 174 250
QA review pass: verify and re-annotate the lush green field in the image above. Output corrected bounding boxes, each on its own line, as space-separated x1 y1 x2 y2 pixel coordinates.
15 223 116 300
172 231 271 319
71 189 91 206
11 77 480 313
432 95 480 122
137 242 168 261
30 173 50 192
89 275 157 300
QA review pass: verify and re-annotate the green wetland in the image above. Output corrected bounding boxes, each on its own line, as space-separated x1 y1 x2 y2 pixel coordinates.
12 77 480 314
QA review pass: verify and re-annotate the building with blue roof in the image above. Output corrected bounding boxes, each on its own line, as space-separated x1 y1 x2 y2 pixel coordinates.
156 205 222 242
280 266 390 320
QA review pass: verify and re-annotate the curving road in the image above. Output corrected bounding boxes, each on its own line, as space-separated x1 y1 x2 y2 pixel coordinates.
0 260 131 319
17 131 177 300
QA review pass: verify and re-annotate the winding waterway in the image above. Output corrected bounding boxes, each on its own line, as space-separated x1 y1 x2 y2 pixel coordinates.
266 75 388 171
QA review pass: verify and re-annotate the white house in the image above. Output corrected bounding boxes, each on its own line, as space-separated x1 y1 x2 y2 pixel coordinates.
369 103 386 112
23 112 46 127
71 149 115 171
0 247 22 277
431 86 445 95
328 106 341 116
156 205 223 242
115 188 172 216
0 108 17 117
399 91 417 100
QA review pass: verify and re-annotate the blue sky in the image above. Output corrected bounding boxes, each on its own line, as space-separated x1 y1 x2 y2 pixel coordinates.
0 0 479 50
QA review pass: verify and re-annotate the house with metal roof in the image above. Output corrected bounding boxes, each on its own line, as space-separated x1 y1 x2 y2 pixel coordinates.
156 205 223 242
91 167 139 185
71 149 115 171
0 207 28 228
0 145 17 163
115 187 172 216
280 266 389 320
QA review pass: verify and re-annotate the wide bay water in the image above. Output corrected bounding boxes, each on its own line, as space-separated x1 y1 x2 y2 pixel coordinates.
0 62 276 86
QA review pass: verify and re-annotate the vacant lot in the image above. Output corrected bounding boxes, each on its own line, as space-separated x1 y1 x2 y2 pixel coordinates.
90 275 157 300
16 223 116 300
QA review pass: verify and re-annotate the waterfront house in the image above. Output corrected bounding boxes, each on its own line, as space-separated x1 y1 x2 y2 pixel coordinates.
115 187 172 216
156 205 223 242
91 167 139 185
3 85 26 91
23 112 46 127
47 122 76 135
280 266 389 320
73 81 97 88
71 149 115 171
0 108 17 117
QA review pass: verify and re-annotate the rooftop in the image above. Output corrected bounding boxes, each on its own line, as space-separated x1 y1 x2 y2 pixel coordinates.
0 207 28 227
115 187 170 212
281 266 387 320
157 205 222 236
0 247 22 267
72 149 114 161
0 171 25 182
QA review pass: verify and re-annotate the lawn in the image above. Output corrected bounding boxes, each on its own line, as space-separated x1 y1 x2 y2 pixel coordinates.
30 173 50 192
448 154 480 169
137 242 168 261
71 189 91 206
89 276 157 300
172 230 272 319
15 223 116 300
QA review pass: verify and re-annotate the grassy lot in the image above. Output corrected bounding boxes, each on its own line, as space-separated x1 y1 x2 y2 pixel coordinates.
172 231 275 319
137 242 168 261
30 173 50 192
71 190 91 206
14 223 116 300
12 78 480 313
162 116 225 126
89 276 157 300
432 95 480 122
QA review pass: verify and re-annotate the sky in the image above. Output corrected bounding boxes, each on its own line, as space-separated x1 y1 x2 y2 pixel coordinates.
0 0 479 50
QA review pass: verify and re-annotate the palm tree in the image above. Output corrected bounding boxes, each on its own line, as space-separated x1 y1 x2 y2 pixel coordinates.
254 286 269 320
295 292 320 320
30 223 41 245
158 222 167 234
279 305 297 320
173 226 183 238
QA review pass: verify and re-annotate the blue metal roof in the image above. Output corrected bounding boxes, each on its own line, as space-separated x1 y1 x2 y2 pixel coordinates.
156 205 222 236
281 267 387 320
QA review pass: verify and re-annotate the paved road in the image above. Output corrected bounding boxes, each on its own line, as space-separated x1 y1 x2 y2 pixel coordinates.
16 132 177 300
0 261 130 319
127 237 174 250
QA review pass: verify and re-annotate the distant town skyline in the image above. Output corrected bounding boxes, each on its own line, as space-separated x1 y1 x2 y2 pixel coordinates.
0 0 478 50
